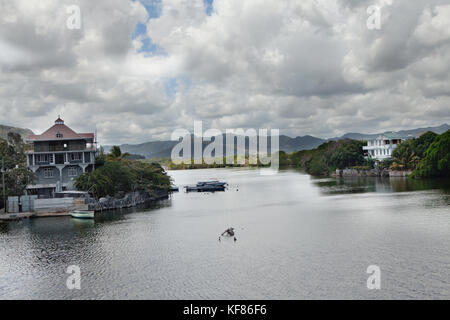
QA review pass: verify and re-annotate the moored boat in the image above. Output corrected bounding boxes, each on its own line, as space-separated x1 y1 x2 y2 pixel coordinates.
196 181 227 187
70 210 95 219
184 180 228 192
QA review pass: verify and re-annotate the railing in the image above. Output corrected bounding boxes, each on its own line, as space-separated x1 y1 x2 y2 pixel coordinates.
68 159 83 164
35 161 51 165
27 146 95 153
363 144 396 150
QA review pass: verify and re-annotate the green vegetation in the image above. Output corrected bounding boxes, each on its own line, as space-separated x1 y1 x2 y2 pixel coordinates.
279 130 449 179
411 130 450 178
390 131 437 170
75 146 171 198
285 139 367 176
388 130 449 178
0 133 35 208
162 155 272 170
378 158 394 170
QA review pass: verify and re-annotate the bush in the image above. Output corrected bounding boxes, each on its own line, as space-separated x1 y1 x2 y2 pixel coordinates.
292 139 366 175
411 130 450 178
378 158 394 170
75 160 171 198
391 131 438 171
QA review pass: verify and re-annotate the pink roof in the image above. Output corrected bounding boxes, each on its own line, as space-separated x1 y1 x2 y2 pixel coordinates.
27 118 94 142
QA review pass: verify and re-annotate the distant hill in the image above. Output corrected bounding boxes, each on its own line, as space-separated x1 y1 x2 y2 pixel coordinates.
279 135 326 152
0 124 34 141
105 141 179 159
104 134 327 159
328 123 450 141
104 123 449 159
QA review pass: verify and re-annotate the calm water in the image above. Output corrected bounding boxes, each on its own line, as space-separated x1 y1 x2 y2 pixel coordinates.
0 168 449 299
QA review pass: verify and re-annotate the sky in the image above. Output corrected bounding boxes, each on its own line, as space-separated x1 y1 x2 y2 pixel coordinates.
0 0 449 145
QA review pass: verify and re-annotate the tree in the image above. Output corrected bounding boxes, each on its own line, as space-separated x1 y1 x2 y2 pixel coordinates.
328 140 366 169
411 130 450 178
106 146 131 162
414 131 438 158
391 132 438 171
0 135 35 208
391 140 420 170
74 159 171 198
296 139 366 175
4 166 35 196
110 146 122 159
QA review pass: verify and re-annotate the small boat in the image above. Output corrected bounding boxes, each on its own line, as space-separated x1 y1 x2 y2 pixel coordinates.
197 181 227 187
70 210 95 219
184 180 228 192
184 185 226 192
170 186 179 192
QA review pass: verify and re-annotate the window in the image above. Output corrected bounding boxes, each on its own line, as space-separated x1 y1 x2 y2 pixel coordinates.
56 132 63 138
68 167 78 177
69 153 82 161
36 154 53 164
43 168 53 178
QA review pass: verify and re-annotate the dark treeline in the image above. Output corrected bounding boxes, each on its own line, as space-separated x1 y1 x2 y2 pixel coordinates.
279 139 367 176
0 133 35 209
279 130 450 179
74 146 171 198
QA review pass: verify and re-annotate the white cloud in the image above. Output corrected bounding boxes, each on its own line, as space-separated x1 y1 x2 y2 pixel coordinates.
0 0 449 144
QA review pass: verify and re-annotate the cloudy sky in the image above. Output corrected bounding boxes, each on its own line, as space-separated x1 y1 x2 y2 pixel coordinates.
0 0 449 144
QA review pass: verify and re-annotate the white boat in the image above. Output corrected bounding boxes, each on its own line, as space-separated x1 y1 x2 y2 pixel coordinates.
70 210 95 219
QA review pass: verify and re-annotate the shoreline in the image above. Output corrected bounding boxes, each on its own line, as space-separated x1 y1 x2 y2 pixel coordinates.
0 190 170 222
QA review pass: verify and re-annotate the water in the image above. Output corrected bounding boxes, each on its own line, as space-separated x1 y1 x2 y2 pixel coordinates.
0 168 449 299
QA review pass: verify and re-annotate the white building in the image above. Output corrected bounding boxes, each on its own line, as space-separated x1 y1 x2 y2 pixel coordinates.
362 133 409 161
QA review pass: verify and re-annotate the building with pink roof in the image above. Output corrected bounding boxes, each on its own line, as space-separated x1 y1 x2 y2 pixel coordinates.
26 117 96 197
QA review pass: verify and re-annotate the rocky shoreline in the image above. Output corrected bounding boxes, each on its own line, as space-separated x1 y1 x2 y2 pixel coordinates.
87 190 170 212
333 168 412 178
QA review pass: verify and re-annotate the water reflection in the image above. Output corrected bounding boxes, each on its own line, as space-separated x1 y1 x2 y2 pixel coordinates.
0 169 449 299
312 176 450 196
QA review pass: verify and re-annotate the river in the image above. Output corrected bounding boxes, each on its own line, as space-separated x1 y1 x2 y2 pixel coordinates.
0 168 449 299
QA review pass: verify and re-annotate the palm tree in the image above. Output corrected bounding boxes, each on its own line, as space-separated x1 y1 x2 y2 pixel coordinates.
106 146 130 162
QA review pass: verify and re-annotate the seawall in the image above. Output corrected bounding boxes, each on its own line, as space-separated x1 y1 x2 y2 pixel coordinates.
333 169 412 177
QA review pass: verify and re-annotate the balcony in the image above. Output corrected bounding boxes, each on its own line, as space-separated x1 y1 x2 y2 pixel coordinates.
35 161 51 165
363 144 395 151
26 145 96 153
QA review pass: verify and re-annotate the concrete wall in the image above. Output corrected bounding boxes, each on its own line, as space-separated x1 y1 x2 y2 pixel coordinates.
35 166 60 185
34 198 75 212
35 165 83 186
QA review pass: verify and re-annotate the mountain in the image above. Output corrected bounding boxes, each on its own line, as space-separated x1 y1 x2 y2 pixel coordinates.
104 134 327 158
328 123 450 141
279 135 326 153
0 124 34 141
104 141 179 159
103 123 449 159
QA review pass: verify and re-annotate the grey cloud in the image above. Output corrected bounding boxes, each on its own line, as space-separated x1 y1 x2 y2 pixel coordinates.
0 0 449 145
